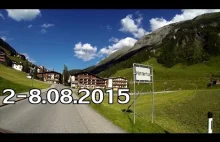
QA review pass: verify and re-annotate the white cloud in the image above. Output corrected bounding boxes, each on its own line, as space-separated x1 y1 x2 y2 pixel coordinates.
135 11 143 26
21 53 36 63
0 36 12 41
41 23 54 28
119 13 148 39
6 9 41 21
40 23 54 34
109 37 119 43
28 24 32 28
74 42 97 61
40 29 47 34
0 13 5 19
150 9 220 31
99 37 137 56
1 36 7 41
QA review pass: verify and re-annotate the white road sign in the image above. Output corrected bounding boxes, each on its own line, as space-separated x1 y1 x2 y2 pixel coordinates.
133 64 153 83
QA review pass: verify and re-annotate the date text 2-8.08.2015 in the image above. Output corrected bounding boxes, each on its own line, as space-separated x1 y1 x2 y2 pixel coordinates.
2 88 130 105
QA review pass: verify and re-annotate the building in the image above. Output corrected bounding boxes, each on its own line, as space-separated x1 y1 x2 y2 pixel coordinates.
69 72 128 89
0 49 6 64
105 77 128 90
37 71 61 84
69 72 106 89
12 61 23 71
37 66 48 73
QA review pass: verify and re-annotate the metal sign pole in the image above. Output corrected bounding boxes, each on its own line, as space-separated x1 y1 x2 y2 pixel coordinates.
133 63 136 124
151 66 154 123
132 63 154 124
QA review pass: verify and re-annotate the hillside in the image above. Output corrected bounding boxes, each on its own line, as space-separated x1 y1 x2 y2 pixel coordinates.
76 12 220 78
0 38 17 56
0 64 50 96
0 38 40 70
110 57 220 92
68 69 82 75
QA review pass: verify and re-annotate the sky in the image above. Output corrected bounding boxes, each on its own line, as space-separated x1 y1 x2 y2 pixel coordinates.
0 9 220 73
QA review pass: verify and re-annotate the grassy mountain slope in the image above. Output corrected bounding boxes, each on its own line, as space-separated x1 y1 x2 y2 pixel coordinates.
110 57 220 92
68 69 82 75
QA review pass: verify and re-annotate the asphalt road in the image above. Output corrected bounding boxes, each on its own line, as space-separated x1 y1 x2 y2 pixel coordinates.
0 84 125 133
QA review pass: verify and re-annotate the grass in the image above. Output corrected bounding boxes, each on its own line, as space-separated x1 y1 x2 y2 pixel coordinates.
111 57 220 92
78 89 220 133
0 77 32 96
0 64 50 96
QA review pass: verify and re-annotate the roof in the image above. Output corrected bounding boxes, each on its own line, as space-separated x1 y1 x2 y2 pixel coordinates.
37 71 61 75
73 71 104 80
108 77 128 80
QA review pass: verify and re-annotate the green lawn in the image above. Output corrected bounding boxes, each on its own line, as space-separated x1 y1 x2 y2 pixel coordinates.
85 89 220 133
0 77 32 96
0 64 50 96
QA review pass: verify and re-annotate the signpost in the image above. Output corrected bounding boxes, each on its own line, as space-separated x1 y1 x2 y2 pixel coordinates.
133 63 154 124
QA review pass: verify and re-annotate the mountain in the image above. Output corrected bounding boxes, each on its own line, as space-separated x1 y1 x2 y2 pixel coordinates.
0 38 18 56
77 12 220 77
0 38 48 72
68 69 82 75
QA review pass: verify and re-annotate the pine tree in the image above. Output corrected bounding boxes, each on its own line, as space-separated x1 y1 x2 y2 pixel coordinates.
33 67 38 79
22 60 29 73
62 64 69 85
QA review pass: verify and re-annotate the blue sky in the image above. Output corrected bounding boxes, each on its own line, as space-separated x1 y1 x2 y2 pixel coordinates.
0 9 220 73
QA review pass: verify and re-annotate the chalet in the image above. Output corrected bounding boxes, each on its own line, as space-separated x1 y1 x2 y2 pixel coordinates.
12 61 23 71
69 72 128 89
0 49 6 64
106 77 128 90
37 71 61 84
69 72 106 89
35 65 50 74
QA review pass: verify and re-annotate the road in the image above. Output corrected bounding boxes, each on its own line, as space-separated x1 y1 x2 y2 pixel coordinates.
0 84 125 133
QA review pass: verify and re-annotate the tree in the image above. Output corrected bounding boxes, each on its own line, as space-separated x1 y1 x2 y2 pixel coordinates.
33 66 38 79
22 60 29 73
59 74 63 84
62 64 69 85
5 57 12 67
